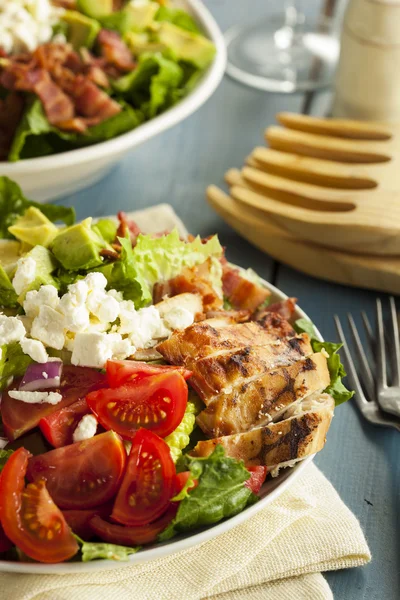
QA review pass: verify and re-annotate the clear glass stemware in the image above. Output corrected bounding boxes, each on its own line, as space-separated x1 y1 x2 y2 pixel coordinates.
225 0 340 93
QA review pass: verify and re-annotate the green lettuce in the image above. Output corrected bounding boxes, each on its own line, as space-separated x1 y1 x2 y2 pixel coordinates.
80 541 139 562
8 98 142 161
165 394 203 463
0 449 13 473
158 445 257 542
0 342 33 391
113 53 183 118
155 6 201 33
0 176 75 239
0 264 18 307
294 318 354 406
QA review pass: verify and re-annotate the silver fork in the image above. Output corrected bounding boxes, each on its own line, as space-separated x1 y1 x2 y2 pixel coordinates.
334 302 400 432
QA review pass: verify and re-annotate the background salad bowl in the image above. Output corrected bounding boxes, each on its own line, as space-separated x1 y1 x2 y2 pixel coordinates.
0 0 226 202
0 278 318 575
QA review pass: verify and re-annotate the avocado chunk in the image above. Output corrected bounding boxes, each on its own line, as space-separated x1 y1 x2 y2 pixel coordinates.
77 0 113 18
125 31 165 55
51 218 106 271
124 1 159 31
155 22 215 69
0 240 21 277
0 264 18 308
8 207 58 249
62 10 101 50
18 246 59 303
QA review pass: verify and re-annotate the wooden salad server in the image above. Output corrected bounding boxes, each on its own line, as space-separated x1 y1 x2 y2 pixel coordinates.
207 184 400 295
225 113 400 256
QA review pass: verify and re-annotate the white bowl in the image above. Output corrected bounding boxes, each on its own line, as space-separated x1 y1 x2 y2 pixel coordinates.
0 0 227 202
0 276 322 574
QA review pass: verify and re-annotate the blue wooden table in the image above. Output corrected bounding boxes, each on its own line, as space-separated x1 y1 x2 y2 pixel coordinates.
58 2 399 598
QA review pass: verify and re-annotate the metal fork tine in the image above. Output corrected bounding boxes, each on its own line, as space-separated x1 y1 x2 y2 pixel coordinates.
334 315 368 408
361 311 374 352
376 299 387 390
347 314 375 401
389 297 400 387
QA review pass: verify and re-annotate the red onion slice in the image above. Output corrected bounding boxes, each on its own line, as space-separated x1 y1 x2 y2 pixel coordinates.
19 361 63 392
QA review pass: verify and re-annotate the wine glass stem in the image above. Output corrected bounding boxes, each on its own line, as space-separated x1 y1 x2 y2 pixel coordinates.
275 0 305 50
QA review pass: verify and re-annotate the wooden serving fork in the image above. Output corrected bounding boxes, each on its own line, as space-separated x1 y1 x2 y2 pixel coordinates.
226 113 400 256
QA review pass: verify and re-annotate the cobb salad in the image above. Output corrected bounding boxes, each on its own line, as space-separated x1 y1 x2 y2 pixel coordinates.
0 177 353 563
0 0 216 161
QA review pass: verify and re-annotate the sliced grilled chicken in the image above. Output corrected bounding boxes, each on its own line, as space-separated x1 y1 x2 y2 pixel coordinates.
190 333 313 402
157 312 296 365
196 352 330 436
192 393 334 470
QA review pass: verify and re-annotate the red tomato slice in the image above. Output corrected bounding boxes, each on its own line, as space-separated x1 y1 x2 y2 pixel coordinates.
111 429 176 527
87 371 188 439
106 360 192 388
244 466 268 494
175 471 198 495
39 397 90 448
26 431 126 510
0 522 12 553
62 502 113 541
90 504 177 546
1 366 107 441
0 447 78 563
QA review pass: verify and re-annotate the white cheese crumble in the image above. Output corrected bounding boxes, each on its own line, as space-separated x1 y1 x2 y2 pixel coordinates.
12 256 36 296
163 307 194 331
23 285 60 318
71 331 135 369
0 0 64 55
0 314 26 345
8 390 62 404
20 337 48 363
72 414 98 443
31 305 65 350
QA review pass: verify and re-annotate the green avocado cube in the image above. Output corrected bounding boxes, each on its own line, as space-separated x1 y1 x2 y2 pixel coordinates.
51 218 106 271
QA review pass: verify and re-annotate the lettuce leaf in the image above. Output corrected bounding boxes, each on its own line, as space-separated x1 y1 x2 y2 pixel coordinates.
294 318 354 406
0 264 18 307
0 176 75 239
164 394 203 463
155 6 201 33
0 449 13 473
113 53 183 118
80 541 139 562
133 229 223 291
0 342 33 391
158 445 257 542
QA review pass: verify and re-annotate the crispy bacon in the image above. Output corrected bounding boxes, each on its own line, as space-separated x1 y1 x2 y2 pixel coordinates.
0 93 24 159
254 298 297 321
153 260 223 312
97 30 136 72
116 211 141 246
72 76 121 120
222 265 271 312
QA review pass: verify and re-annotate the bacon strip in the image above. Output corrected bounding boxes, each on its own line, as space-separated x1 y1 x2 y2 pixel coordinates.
97 30 136 72
0 93 24 159
254 298 297 321
222 264 271 312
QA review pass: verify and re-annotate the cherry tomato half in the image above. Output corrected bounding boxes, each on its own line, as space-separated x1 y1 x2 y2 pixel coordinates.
244 466 268 494
87 371 188 439
111 429 176 527
62 502 113 541
0 447 78 563
1 366 106 441
39 397 91 448
106 360 192 388
90 504 178 546
27 431 126 510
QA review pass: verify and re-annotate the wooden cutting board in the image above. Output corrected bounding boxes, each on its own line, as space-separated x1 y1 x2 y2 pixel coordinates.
207 185 400 295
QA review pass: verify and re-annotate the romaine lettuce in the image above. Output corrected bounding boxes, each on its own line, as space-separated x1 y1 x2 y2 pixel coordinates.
158 445 257 542
294 318 354 405
0 449 13 473
155 6 201 34
80 541 139 562
0 342 33 391
165 394 203 463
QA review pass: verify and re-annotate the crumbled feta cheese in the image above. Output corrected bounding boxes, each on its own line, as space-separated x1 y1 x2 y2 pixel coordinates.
8 390 62 405
107 333 135 360
86 290 120 324
85 272 108 292
163 307 195 331
107 289 124 302
0 315 26 345
31 305 65 350
0 0 64 55
72 414 98 443
42 371 48 379
23 285 60 318
58 280 90 332
20 337 48 363
71 332 114 368
12 256 36 295
121 305 169 348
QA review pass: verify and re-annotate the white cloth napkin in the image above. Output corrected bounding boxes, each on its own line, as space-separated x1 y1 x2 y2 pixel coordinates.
0 206 371 599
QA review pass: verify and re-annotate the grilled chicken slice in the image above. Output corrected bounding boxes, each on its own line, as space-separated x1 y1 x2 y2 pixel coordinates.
157 312 296 365
192 393 334 470
196 352 330 436
155 292 203 321
190 334 313 402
